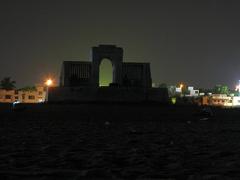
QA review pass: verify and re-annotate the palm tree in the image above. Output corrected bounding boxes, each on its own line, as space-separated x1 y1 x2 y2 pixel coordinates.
0 77 16 90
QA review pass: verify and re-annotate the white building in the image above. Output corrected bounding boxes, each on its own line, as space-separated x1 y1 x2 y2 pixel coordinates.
187 86 199 97
0 86 47 103
232 96 240 106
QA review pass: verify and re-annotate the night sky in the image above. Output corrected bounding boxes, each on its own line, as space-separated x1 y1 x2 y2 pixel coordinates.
1 0 240 89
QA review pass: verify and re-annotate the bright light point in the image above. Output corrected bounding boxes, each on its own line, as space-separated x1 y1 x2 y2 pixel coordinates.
179 84 183 89
236 85 239 91
45 79 53 87
13 100 20 106
236 81 240 91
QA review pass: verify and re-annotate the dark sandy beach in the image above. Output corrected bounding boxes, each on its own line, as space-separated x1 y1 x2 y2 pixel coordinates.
0 103 240 179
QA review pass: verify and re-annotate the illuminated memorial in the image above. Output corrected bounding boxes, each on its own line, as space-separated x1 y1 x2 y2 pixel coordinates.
60 45 152 88
49 45 168 102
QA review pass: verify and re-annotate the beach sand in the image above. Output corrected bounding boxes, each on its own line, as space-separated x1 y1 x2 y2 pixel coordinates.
0 104 240 179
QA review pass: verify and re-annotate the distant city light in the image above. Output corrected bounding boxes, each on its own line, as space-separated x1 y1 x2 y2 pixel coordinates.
45 79 53 87
13 100 20 106
179 83 184 89
235 85 240 91
236 80 240 96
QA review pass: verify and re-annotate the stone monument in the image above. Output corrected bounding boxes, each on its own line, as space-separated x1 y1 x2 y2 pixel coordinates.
50 45 168 102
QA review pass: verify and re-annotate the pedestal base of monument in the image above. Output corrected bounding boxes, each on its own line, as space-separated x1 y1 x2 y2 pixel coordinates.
48 87 169 103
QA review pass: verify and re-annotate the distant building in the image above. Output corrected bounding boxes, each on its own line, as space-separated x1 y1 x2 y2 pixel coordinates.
0 90 17 103
232 96 240 106
211 94 232 107
175 87 182 93
0 86 46 103
198 94 240 107
174 86 199 97
187 87 199 97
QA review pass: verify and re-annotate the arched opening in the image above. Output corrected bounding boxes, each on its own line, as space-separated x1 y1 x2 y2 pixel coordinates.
99 58 113 86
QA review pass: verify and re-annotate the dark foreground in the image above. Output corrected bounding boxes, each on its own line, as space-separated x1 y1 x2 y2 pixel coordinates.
1 103 240 179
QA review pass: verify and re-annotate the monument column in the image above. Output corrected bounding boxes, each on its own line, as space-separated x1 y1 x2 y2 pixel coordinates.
91 48 100 87
112 56 123 85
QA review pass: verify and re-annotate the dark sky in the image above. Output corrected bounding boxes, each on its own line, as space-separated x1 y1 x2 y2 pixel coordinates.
1 0 240 88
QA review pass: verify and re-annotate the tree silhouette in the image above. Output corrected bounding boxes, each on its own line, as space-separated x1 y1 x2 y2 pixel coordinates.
0 77 16 90
213 85 229 95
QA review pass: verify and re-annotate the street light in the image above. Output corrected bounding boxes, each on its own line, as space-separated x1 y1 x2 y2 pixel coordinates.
45 79 53 87
45 78 53 102
179 84 184 90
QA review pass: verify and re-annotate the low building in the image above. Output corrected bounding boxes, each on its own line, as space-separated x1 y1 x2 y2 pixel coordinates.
232 96 240 106
0 90 17 103
187 87 199 97
0 86 46 103
211 94 232 107
198 94 240 107
174 86 199 97
198 96 209 106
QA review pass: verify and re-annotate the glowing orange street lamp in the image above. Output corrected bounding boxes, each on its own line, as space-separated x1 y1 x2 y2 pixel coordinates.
44 78 53 102
179 83 184 90
45 79 53 87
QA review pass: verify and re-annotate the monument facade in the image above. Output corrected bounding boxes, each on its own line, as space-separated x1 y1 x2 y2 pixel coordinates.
60 61 92 87
49 45 168 102
60 45 152 88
